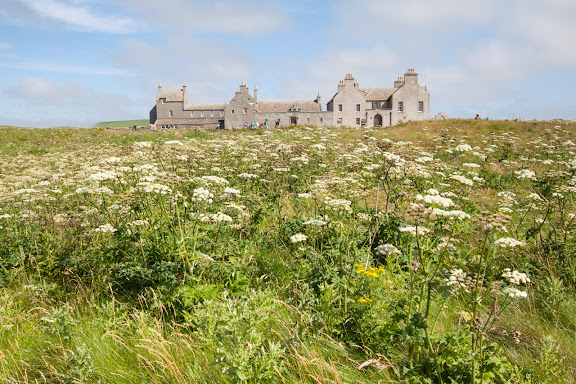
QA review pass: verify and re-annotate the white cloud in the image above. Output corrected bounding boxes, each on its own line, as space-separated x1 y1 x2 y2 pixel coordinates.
0 42 10 49
115 0 289 35
106 37 254 104
15 0 138 33
2 76 143 127
270 45 400 102
6 76 93 102
1 62 130 75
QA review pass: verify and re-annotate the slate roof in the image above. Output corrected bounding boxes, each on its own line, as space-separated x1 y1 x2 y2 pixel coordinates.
361 88 397 101
158 89 184 102
184 103 226 111
256 99 320 112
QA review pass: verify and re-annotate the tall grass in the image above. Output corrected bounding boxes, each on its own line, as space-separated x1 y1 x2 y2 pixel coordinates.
1 120 576 383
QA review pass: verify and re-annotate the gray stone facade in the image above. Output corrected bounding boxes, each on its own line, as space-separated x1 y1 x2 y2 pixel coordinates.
149 69 429 129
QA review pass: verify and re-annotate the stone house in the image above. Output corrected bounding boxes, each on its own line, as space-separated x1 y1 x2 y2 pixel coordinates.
149 69 429 129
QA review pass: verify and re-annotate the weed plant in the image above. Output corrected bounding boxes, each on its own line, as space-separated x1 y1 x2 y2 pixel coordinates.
1 120 576 383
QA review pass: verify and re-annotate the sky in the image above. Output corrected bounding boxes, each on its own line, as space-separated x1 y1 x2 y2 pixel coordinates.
1 0 575 127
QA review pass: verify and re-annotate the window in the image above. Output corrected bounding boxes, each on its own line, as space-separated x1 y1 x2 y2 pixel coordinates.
356 104 361 112
160 98 166 104
201 111 204 117
356 118 361 125
418 101 424 112
191 111 194 117
338 104 343 112
398 102 403 112
169 110 173 117
243 108 247 114
210 111 214 117
372 101 379 108
220 110 224 117
320 118 323 123
231 109 235 114
337 118 342 124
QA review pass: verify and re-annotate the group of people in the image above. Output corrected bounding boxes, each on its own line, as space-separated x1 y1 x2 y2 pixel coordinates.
243 121 268 129
231 119 282 129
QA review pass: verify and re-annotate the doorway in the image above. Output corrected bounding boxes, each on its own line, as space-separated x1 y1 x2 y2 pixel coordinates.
374 114 382 127
290 116 298 125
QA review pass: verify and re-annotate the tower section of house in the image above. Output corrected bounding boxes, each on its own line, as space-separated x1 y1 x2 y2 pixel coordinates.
389 69 430 125
326 74 367 127
362 88 395 127
151 84 225 129
224 83 256 129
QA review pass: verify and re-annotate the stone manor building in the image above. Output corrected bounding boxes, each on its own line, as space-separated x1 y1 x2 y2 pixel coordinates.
149 69 429 129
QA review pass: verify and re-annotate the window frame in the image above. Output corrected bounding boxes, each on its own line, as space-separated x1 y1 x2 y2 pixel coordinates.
398 102 403 112
418 101 424 112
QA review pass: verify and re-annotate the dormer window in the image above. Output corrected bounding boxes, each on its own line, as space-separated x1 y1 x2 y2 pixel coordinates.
169 110 173 117
373 101 379 108
191 111 194 117
160 98 166 104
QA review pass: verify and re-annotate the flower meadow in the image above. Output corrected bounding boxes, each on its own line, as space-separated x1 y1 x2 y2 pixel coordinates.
1 120 576 383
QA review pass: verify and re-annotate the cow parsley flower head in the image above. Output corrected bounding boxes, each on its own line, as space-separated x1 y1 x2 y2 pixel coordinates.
399 224 430 236
515 169 536 180
375 244 401 256
502 287 528 298
501 268 530 285
290 233 308 243
192 187 214 203
494 237 523 248
93 224 117 233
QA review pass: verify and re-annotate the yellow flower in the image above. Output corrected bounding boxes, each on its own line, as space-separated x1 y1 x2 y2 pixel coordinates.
357 298 372 303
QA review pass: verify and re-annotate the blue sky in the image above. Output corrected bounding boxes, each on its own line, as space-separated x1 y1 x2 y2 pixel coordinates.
1 0 575 127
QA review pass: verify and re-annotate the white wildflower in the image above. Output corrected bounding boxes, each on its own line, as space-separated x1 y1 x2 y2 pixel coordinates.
501 268 530 285
93 224 117 233
192 187 214 203
450 174 474 186
415 194 454 208
201 175 229 185
399 224 430 236
140 183 172 195
502 287 528 298
445 268 467 288
454 144 472 152
290 233 308 243
494 237 523 248
515 169 536 180
375 244 401 256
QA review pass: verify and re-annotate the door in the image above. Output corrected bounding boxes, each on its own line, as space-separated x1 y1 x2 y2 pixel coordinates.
374 114 382 127
290 116 298 125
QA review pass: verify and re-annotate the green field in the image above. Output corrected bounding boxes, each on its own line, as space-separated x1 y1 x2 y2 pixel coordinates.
1 120 575 383
94 119 149 127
